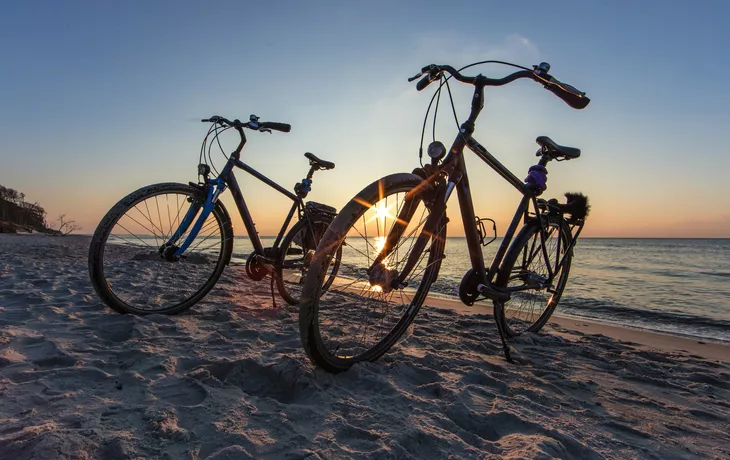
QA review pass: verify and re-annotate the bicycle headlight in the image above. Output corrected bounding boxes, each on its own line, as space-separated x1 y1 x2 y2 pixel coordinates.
427 141 446 160
198 164 210 176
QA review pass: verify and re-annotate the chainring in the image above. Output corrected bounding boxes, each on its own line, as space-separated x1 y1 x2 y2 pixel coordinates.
458 268 482 306
245 254 269 281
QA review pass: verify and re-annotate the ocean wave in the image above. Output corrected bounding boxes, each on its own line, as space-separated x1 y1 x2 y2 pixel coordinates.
646 268 693 278
425 277 730 343
558 297 730 342
558 297 729 328
699 271 730 278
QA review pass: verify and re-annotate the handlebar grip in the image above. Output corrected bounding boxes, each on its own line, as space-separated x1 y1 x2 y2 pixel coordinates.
203 116 227 124
416 75 435 91
260 122 291 133
547 80 590 110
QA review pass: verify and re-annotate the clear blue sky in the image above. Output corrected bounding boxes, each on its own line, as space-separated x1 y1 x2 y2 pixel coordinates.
1 1 729 237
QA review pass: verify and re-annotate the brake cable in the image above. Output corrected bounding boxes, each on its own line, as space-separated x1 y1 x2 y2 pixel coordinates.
417 60 533 162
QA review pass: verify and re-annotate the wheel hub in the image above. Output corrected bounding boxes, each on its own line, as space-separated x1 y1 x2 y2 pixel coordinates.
368 264 399 294
523 271 548 289
160 244 180 262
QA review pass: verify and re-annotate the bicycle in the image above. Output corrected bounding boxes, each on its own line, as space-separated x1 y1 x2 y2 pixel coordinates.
298 61 591 373
89 114 342 315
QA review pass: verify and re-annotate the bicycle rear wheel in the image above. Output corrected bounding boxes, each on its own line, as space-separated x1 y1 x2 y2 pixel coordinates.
299 173 446 373
493 218 572 337
89 182 233 315
276 218 342 306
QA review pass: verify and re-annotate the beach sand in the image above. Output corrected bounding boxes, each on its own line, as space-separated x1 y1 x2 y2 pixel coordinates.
1 234 728 459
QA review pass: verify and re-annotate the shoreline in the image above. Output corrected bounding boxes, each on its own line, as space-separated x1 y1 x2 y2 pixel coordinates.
422 291 730 363
5 233 724 362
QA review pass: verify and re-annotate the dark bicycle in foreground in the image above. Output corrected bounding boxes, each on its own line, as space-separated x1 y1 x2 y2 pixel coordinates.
89 115 341 315
298 61 591 372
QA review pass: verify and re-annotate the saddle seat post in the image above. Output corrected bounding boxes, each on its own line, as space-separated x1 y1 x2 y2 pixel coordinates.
295 164 319 200
306 164 317 181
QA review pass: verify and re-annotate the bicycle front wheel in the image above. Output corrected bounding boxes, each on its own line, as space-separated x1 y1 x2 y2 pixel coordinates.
299 173 447 373
89 182 233 315
276 218 342 306
493 218 572 337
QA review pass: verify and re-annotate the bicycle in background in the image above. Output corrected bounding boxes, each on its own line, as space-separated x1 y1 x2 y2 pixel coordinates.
89 115 341 315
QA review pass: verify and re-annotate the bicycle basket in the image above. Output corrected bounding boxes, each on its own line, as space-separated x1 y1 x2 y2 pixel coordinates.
300 202 338 250
305 201 337 222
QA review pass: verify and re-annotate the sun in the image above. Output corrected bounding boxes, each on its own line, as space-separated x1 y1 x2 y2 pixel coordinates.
374 235 386 254
370 284 383 292
373 202 391 219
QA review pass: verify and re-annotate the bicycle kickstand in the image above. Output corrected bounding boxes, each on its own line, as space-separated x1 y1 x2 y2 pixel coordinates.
495 316 514 363
269 273 278 309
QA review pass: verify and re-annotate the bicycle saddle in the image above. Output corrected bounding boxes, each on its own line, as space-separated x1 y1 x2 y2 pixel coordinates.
536 136 581 159
305 152 335 170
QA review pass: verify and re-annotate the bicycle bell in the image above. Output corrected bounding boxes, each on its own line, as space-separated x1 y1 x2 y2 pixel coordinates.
534 62 551 76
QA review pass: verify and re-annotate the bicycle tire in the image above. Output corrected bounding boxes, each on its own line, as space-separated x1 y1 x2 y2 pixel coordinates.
89 182 233 315
276 218 342 306
299 173 446 373
493 217 572 337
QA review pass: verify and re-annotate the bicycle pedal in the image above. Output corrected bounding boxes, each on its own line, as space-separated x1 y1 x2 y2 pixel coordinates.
477 283 510 302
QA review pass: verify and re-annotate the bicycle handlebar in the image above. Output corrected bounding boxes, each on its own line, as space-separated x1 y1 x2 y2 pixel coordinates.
259 121 291 133
409 63 590 110
201 115 292 133
542 77 589 110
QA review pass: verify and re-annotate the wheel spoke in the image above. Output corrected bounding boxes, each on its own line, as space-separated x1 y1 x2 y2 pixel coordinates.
96 187 227 314
308 181 445 364
498 221 570 336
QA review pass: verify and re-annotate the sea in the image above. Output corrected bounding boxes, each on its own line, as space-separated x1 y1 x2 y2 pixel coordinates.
231 237 730 344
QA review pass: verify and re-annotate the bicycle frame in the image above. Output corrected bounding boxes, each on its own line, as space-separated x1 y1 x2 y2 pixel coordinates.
167 128 304 261
384 81 580 293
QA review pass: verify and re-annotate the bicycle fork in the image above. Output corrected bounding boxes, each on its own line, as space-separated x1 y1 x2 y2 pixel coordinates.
366 180 445 292
159 180 222 261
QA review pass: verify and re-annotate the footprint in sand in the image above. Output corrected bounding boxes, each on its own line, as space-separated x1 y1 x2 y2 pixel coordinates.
10 337 78 369
152 376 207 406
91 317 134 343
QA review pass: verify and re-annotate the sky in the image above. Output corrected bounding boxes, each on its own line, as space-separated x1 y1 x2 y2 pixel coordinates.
1 1 729 238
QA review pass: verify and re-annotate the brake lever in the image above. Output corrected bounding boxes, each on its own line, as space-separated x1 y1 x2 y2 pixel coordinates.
408 71 423 82
408 64 440 82
259 128 272 134
553 79 585 97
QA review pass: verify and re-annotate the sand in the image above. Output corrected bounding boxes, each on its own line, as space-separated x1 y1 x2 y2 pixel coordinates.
1 233 728 459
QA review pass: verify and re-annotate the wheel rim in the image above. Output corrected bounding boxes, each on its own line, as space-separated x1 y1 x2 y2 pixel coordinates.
503 222 569 335
315 185 445 362
100 189 226 312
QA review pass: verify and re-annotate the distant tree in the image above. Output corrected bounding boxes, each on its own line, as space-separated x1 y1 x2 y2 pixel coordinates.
1 187 17 202
0 183 51 232
19 201 46 227
52 214 81 235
